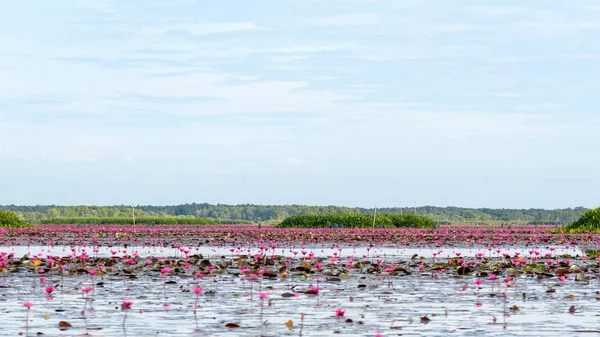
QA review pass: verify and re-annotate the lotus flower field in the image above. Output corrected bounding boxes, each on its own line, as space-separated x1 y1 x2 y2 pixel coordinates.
2 224 600 336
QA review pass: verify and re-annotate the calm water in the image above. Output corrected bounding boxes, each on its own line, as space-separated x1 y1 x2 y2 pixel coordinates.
1 244 598 336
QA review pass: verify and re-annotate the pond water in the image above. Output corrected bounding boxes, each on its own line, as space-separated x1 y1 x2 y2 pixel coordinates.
1 242 600 336
2 243 584 259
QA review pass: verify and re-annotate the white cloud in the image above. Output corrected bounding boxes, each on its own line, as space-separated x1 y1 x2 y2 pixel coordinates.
306 13 382 27
272 157 314 167
145 21 264 36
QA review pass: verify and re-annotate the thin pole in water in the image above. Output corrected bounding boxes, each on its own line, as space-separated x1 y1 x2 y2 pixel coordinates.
132 203 136 233
373 205 377 228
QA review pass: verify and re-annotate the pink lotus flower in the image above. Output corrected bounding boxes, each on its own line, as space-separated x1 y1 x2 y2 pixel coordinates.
259 292 268 299
193 287 204 294
81 287 93 294
45 286 54 294
39 276 47 283
88 270 97 276
23 302 33 310
121 301 133 310
474 279 483 285
160 267 170 274
335 308 345 317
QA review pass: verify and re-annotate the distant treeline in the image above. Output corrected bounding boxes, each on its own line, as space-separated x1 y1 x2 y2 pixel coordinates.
37 217 254 225
39 217 215 225
278 214 434 228
0 203 589 224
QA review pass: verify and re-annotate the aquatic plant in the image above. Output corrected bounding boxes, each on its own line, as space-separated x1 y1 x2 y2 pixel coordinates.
278 213 434 228
192 287 203 315
0 224 598 335
259 292 268 325
22 302 33 333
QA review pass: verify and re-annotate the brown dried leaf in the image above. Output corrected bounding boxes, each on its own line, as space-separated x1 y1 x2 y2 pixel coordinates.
58 321 72 329
224 323 240 328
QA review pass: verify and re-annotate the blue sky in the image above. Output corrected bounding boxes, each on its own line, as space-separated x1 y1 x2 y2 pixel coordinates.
1 1 599 208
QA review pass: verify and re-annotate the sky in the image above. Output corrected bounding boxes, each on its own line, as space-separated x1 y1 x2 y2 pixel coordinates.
1 1 599 209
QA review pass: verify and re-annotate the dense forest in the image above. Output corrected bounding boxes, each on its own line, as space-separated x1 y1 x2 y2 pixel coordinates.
0 204 588 224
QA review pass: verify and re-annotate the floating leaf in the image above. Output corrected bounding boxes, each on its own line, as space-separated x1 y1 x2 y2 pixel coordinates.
565 295 575 299
569 305 576 313
420 316 430 323
58 321 72 329
43 315 51 320
509 305 519 311
224 323 240 328
285 320 293 328
457 266 472 275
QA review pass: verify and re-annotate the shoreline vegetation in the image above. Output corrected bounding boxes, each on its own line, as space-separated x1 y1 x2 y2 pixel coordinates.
0 204 588 225
277 214 434 228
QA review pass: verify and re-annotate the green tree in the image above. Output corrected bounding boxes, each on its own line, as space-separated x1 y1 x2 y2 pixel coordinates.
0 210 29 228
